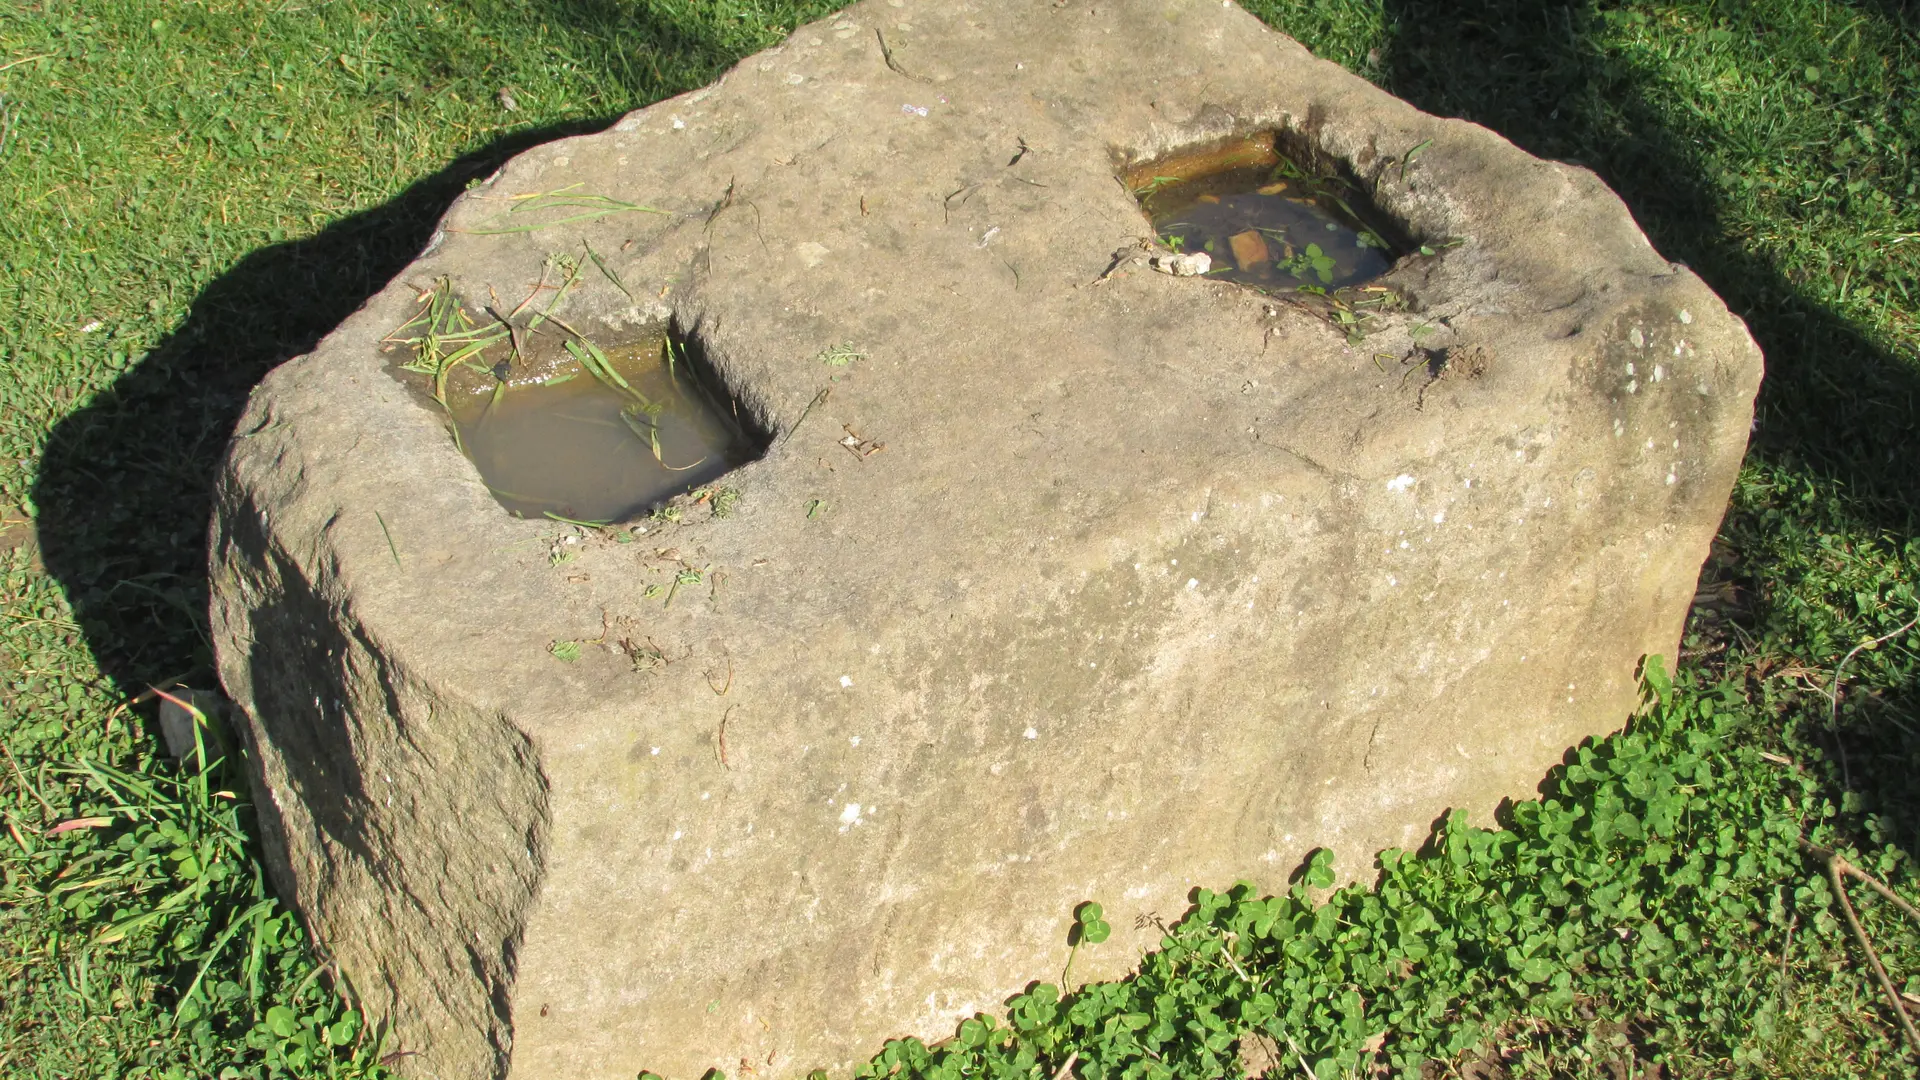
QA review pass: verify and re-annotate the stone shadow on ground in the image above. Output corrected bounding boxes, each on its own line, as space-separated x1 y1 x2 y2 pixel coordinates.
31 0 843 713
30 125 586 702
1364 0 1920 855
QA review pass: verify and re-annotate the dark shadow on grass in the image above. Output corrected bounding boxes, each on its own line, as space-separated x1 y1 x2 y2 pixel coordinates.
31 1 844 709
28 123 591 695
1368 0 1920 882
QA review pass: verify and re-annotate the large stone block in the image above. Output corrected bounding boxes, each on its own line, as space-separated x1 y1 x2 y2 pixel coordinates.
209 1 1762 1077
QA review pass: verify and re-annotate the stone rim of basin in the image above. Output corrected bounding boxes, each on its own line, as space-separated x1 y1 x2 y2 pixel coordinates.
210 2 1763 1078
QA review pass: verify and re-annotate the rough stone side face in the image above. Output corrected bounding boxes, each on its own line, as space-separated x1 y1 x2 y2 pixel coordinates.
209 1 1763 1078
211 481 549 1078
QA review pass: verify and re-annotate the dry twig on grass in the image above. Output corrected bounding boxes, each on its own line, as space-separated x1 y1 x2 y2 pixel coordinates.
1810 845 1920 1057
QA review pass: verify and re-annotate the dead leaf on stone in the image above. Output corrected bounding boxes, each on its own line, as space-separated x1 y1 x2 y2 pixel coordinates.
840 424 884 459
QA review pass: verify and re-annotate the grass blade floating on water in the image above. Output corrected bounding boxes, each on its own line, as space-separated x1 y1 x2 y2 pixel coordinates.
542 511 613 528
619 403 662 444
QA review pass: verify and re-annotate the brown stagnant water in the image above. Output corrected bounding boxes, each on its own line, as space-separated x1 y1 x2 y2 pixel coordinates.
1129 134 1402 292
439 331 756 523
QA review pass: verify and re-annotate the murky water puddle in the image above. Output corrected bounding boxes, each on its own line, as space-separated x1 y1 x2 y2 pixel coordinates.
436 331 757 523
1128 134 1402 292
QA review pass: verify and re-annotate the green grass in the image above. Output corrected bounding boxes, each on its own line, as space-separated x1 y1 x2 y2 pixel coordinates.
2 0 1918 1077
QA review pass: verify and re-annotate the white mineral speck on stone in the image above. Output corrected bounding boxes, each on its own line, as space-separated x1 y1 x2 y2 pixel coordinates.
1653 364 1665 381
1666 473 1677 485
1626 362 1635 376
1186 578 1198 590
839 803 862 826
1387 474 1416 492
1433 511 1446 524
1626 379 1639 394
787 73 806 85
1023 727 1038 739
1387 575 1398 586
671 117 685 129
1679 309 1694 323
849 735 861 747
1630 327 1645 348
651 747 660 755
701 792 710 800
